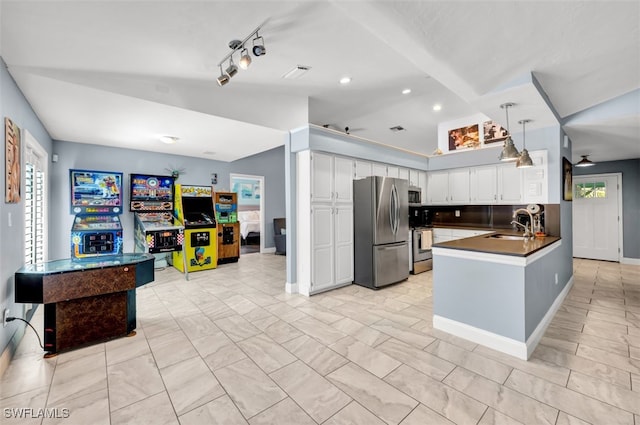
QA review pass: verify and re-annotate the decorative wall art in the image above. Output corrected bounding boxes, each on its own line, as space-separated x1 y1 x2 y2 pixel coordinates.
562 156 573 201
447 124 480 151
482 120 509 144
5 117 21 203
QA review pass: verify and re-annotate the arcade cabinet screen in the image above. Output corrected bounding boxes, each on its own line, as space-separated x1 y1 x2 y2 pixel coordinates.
130 174 174 211
70 169 123 214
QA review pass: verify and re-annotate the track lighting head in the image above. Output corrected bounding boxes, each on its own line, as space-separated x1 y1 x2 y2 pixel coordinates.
239 47 252 70
216 66 229 86
252 34 266 56
225 58 238 78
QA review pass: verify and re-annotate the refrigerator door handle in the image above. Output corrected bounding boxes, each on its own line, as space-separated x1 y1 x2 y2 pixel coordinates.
391 184 398 235
389 184 395 234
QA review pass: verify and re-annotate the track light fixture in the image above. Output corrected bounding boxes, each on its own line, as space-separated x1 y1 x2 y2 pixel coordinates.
216 22 267 87
516 119 534 168
498 102 520 162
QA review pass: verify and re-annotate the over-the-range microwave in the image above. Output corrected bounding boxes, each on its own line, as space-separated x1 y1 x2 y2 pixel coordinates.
408 186 422 205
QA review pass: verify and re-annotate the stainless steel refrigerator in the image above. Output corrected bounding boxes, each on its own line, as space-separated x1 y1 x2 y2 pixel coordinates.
353 176 409 289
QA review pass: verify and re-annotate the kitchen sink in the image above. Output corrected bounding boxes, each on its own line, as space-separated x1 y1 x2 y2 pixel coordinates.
486 234 525 241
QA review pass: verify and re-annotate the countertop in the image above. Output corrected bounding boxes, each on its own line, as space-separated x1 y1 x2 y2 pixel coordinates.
432 231 561 257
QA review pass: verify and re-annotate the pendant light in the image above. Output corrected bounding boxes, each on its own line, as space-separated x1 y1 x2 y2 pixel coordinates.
498 102 520 161
575 155 596 167
516 119 534 168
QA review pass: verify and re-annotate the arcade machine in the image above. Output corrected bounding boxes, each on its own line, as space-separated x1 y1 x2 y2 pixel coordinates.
70 169 124 258
130 174 184 269
214 191 240 264
172 184 218 273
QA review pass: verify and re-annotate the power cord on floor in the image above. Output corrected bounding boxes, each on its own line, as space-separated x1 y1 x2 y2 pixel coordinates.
6 317 44 349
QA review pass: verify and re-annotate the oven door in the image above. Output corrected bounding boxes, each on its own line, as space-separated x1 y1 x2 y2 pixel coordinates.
412 228 433 262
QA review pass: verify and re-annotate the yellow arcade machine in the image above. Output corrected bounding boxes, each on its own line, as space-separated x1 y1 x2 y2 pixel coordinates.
214 191 240 263
172 185 218 272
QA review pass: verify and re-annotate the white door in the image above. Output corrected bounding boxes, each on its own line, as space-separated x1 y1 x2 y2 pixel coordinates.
333 157 353 202
573 174 621 261
498 164 522 204
471 166 497 204
334 205 354 284
311 205 334 290
427 171 449 204
311 152 333 203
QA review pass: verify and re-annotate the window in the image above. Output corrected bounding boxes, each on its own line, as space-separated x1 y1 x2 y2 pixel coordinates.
24 132 48 265
574 181 606 199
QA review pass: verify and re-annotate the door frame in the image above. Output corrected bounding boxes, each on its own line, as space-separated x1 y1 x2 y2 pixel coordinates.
572 172 623 261
230 173 266 253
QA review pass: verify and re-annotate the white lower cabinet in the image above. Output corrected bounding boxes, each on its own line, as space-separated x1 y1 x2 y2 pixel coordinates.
311 204 353 293
433 227 492 243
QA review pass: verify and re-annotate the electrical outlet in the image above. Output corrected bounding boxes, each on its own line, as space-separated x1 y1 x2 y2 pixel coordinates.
455 210 461 217
3 309 10 327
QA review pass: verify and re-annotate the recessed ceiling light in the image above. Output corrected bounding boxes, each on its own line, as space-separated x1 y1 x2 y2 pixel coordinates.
159 135 179 144
432 104 442 111
402 89 411 95
339 76 352 85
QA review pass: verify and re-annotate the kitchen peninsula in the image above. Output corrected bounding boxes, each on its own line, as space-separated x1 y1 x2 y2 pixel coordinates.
432 232 564 360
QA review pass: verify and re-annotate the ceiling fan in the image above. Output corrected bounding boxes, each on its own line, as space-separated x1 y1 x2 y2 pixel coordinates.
321 124 365 135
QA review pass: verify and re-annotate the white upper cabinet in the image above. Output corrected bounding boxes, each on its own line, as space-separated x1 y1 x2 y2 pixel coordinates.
448 169 471 204
334 156 354 202
427 171 449 204
311 152 333 203
372 163 388 177
311 153 353 203
419 171 428 205
470 165 498 204
354 160 372 179
409 169 420 187
398 167 409 181
387 165 399 178
497 163 523 204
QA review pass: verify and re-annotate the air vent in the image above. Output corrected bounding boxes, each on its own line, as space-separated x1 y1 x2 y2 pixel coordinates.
389 126 406 132
282 65 312 80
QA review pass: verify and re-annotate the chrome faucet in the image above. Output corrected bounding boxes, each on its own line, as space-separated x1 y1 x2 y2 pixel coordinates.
512 208 534 238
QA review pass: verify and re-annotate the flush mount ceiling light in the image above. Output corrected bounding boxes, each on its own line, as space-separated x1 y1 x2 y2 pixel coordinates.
216 22 267 87
516 119 534 168
159 135 179 144
498 102 520 162
575 155 596 167
339 76 352 85
432 104 442 111
402 88 411 95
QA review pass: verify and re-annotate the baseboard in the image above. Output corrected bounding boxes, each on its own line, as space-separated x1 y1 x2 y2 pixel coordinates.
433 315 528 360
262 247 276 254
434 274 575 360
524 275 574 358
285 281 298 294
622 257 640 265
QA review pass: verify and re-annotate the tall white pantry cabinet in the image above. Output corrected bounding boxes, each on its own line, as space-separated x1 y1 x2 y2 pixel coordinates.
297 151 354 295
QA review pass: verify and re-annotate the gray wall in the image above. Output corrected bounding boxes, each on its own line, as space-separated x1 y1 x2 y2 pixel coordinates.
573 158 640 259
51 141 286 259
230 145 286 248
1 57 53 359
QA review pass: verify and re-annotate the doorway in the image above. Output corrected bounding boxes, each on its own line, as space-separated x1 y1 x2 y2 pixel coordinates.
230 173 265 254
572 173 622 261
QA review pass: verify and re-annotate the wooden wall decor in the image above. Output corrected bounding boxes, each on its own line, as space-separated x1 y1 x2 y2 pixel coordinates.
5 117 21 203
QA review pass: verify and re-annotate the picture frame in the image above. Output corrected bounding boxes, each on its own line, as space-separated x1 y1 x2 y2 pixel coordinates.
447 124 480 151
562 157 573 201
482 120 509 144
5 117 21 203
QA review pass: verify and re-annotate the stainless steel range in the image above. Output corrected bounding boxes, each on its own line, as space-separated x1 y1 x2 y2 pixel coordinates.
411 227 433 274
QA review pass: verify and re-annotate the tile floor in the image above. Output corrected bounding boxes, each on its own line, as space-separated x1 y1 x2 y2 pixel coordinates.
1 255 639 425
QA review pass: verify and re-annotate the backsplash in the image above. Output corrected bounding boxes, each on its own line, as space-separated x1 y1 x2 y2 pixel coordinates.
428 204 560 236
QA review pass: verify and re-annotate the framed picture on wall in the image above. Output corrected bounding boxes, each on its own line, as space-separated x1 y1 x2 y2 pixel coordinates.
447 124 480 151
482 120 509 145
563 157 573 201
5 117 21 203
